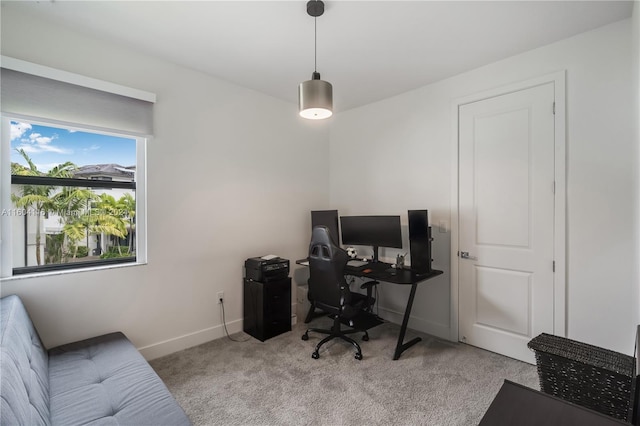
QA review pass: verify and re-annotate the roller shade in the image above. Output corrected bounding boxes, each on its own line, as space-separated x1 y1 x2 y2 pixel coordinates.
1 68 154 137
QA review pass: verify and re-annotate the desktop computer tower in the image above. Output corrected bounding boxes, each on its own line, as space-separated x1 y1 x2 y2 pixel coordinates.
408 209 432 274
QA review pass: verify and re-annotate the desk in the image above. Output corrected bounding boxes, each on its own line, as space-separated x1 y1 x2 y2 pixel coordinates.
297 258 443 360
480 380 628 425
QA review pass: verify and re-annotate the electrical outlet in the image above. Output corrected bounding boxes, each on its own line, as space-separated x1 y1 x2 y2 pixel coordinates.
217 291 224 304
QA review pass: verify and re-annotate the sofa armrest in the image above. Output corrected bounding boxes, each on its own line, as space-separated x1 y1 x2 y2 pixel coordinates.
528 332 635 422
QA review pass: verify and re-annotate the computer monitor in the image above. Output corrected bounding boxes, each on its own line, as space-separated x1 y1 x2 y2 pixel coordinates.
340 215 403 262
311 210 340 244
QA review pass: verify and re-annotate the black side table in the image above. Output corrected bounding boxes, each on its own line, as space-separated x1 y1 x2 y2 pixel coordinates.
243 277 291 341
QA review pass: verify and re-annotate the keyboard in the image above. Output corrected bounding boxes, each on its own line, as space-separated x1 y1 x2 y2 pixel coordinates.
347 260 368 267
367 262 393 272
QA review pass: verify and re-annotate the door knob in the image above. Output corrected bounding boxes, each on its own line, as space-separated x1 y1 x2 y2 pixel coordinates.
460 251 477 260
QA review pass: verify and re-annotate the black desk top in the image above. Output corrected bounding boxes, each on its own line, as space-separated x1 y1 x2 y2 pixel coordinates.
296 258 442 285
344 262 442 284
480 380 628 426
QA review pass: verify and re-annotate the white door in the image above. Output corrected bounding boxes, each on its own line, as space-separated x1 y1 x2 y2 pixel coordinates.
458 82 555 363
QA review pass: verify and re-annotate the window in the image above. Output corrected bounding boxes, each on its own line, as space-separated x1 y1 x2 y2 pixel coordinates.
6 120 139 274
0 57 154 278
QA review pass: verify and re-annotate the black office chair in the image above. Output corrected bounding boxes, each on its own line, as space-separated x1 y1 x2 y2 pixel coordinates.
301 226 379 360
304 247 378 323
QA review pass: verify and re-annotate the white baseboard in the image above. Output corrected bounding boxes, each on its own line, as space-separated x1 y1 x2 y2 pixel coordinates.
140 303 298 360
138 305 451 361
137 318 243 361
377 305 451 341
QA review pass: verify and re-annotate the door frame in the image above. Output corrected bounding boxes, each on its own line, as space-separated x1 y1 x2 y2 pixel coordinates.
449 71 567 343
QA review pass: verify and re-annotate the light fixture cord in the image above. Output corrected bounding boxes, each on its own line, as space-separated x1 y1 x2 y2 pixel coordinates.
314 14 317 72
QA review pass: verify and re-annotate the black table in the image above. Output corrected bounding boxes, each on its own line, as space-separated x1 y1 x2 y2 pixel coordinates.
480 380 629 425
297 258 442 360
345 263 443 360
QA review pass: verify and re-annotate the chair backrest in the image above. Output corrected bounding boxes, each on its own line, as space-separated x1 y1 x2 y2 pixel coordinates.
307 225 351 314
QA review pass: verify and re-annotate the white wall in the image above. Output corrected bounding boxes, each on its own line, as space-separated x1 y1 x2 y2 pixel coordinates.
330 19 637 354
0 8 330 358
2 7 636 358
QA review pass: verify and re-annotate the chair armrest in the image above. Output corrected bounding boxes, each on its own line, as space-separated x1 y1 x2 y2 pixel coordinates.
360 280 379 290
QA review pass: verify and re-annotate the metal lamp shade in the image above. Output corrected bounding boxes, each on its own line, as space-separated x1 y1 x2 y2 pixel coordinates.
298 78 333 120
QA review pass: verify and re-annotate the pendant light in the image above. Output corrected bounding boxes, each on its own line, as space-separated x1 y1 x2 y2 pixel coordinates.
298 0 333 120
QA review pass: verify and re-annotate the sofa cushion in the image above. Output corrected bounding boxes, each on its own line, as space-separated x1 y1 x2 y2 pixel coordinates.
0 294 51 426
49 332 190 426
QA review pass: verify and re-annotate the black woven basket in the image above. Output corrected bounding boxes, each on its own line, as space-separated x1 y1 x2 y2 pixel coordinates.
528 333 635 422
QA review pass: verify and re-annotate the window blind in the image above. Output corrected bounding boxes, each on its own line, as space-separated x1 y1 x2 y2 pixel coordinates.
1 68 154 137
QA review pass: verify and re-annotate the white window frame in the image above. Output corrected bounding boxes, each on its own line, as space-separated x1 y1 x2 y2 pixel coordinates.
0 57 153 280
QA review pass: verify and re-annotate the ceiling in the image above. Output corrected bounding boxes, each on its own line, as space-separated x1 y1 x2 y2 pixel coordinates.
2 1 634 112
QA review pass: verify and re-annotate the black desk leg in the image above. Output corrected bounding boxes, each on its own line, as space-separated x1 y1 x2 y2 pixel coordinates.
393 282 421 360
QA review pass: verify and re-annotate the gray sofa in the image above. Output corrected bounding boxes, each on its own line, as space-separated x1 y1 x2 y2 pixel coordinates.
1 294 191 425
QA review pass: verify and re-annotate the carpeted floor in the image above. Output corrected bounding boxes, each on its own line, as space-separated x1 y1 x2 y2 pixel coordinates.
150 318 539 426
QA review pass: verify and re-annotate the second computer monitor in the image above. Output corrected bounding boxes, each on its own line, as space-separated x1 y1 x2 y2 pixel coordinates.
311 210 340 244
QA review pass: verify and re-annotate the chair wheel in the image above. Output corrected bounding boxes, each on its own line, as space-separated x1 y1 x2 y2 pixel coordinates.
355 353 363 360
362 334 369 341
302 333 309 341
312 351 320 359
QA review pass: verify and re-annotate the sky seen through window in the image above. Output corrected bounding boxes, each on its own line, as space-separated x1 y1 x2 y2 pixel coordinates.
10 121 136 172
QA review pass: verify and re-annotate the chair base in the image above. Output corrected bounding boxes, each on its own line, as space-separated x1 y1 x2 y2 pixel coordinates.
302 320 368 360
